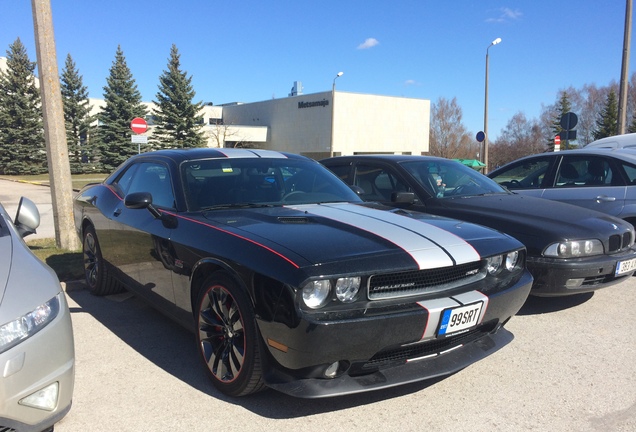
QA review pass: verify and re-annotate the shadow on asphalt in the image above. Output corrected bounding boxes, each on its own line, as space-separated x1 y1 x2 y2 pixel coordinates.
65 285 448 418
516 292 594 316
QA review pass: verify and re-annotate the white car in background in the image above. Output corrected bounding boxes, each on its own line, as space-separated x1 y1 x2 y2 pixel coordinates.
0 197 74 432
584 132 636 149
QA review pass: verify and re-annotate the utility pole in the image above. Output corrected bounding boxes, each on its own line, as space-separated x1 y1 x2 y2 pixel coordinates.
31 0 80 250
618 0 632 134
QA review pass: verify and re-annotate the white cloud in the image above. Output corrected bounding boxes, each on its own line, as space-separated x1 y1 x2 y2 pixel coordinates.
486 7 522 23
357 38 379 50
404 79 420 86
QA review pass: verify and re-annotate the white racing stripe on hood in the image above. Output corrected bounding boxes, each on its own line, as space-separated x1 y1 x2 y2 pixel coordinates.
287 203 478 269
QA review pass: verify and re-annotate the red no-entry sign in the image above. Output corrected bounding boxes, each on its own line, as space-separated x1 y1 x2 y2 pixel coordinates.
130 117 148 134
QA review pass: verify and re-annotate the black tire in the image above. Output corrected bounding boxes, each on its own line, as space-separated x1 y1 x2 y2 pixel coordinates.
82 225 122 296
195 272 266 397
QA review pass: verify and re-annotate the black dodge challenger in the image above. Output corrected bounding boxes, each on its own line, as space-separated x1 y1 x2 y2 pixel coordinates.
73 148 532 398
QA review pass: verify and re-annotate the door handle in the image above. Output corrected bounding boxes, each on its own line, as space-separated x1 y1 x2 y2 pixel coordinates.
595 195 616 202
113 208 122 217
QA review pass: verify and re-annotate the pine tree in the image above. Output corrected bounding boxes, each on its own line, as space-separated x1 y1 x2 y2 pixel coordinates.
549 91 573 151
0 38 46 175
96 46 147 171
61 54 95 174
627 110 636 133
593 89 619 140
151 44 205 149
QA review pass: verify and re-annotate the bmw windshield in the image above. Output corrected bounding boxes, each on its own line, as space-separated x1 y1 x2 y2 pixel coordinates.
401 159 507 199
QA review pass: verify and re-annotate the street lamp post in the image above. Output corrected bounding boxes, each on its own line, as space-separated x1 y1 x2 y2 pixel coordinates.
330 71 343 157
483 37 501 173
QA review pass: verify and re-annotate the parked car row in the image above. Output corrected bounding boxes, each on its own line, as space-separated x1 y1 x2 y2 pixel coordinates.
8 143 636 419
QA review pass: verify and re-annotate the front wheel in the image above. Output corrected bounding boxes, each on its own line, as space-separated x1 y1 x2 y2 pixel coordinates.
195 272 265 396
82 225 122 296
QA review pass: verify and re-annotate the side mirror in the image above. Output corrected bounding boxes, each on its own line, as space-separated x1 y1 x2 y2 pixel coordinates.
14 197 40 238
125 192 162 219
349 185 365 195
391 192 415 204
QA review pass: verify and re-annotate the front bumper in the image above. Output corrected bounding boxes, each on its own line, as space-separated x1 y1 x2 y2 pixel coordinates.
527 247 636 296
257 270 533 398
0 292 75 432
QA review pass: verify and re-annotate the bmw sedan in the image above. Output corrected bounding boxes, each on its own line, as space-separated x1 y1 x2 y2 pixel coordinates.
321 154 636 297
1 197 75 432
73 148 532 398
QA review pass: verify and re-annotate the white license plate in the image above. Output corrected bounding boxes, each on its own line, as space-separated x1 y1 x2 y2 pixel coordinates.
616 257 636 275
438 302 483 337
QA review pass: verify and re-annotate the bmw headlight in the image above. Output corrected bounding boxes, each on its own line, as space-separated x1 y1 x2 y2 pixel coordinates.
335 277 361 303
544 240 604 258
301 280 331 309
0 295 60 355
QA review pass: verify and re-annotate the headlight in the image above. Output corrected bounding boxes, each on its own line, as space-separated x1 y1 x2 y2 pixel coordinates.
0 295 60 355
506 250 520 271
487 251 522 275
301 280 331 308
335 277 361 303
486 255 503 274
544 240 604 258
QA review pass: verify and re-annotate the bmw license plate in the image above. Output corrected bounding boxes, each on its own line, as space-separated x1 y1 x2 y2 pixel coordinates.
438 302 483 337
616 257 636 275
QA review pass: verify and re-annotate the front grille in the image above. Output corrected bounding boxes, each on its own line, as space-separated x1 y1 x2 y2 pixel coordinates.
368 261 484 300
608 232 634 253
356 320 498 372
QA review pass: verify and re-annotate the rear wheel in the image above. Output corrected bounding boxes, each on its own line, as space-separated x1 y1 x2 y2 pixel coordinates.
82 225 122 296
195 272 265 396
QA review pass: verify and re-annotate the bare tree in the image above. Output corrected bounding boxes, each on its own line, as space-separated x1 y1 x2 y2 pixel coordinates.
428 97 477 159
489 112 545 168
207 123 251 148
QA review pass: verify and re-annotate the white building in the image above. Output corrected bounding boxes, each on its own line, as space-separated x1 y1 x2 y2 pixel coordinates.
90 89 430 158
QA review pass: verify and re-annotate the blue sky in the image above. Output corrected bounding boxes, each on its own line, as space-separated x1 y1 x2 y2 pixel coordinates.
0 1 633 141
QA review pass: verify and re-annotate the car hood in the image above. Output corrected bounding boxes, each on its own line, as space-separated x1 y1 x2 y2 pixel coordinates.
430 193 629 253
200 202 515 272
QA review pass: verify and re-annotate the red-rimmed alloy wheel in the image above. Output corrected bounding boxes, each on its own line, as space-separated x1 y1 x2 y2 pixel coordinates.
195 272 265 396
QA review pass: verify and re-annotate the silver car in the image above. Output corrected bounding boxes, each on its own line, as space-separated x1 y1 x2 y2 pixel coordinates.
0 197 74 431
488 148 636 225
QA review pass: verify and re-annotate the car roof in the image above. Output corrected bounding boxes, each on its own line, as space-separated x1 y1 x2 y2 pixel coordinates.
322 154 448 163
492 147 636 171
129 148 307 164
585 132 636 149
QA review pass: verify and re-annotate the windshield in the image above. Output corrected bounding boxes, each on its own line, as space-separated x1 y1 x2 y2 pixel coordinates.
401 159 507 198
182 157 361 210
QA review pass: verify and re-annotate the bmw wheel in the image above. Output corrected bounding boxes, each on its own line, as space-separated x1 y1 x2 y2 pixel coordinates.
195 272 265 396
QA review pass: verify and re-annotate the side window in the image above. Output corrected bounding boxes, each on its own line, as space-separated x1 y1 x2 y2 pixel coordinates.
490 158 551 189
354 164 411 201
127 163 176 209
558 156 619 187
112 164 139 196
621 162 636 184
325 164 351 183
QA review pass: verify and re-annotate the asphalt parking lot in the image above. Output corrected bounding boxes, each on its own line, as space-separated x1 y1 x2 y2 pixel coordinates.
3 180 636 431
